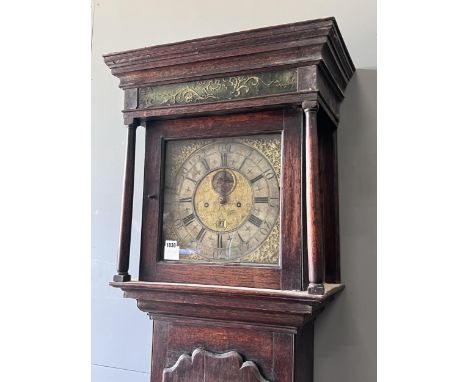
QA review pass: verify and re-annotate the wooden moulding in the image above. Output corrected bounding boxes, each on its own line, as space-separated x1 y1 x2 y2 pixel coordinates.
103 17 355 125
162 348 269 382
109 281 344 329
138 109 304 290
103 18 353 88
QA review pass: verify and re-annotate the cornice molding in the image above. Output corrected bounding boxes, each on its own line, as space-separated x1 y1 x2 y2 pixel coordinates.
104 18 355 124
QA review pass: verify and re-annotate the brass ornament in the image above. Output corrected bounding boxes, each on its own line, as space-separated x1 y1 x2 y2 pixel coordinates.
240 137 282 180
139 69 297 109
241 220 280 264
165 139 211 180
194 169 253 233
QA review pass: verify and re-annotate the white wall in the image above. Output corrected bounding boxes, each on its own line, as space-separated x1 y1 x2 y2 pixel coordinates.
92 1 376 381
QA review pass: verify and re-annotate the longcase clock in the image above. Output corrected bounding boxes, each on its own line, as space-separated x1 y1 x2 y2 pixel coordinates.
104 17 355 382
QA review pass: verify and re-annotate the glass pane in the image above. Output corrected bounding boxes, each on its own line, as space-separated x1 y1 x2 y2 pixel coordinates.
161 134 281 265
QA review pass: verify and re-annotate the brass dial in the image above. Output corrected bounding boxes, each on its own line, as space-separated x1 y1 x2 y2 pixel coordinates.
162 135 281 264
194 169 252 232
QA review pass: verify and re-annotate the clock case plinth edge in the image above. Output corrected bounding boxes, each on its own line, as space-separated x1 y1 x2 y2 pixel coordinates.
110 281 344 328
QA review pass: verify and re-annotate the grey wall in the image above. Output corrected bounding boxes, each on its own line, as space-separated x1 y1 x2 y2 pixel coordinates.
315 69 376 381
92 1 376 381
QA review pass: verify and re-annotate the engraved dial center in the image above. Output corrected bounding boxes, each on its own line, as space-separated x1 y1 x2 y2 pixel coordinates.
212 169 236 204
194 169 252 232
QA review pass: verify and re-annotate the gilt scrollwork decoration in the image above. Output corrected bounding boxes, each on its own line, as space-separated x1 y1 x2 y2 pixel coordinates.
138 69 297 109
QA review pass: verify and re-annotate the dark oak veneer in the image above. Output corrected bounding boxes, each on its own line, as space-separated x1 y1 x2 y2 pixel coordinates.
162 348 268 382
105 17 354 382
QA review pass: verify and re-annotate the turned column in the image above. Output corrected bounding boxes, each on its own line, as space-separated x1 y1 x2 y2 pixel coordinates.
113 122 138 282
303 101 325 295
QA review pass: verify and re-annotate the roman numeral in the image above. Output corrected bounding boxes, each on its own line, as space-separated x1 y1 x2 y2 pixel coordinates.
217 233 223 248
250 174 263 184
221 153 228 167
238 151 252 171
248 214 263 227
184 176 197 184
219 144 232 153
179 197 192 203
196 228 206 242
200 158 210 171
182 213 195 226
237 232 250 249
264 170 275 180
238 157 247 171
254 196 269 203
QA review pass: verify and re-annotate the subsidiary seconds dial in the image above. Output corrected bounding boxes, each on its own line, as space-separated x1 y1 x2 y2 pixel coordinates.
163 137 281 263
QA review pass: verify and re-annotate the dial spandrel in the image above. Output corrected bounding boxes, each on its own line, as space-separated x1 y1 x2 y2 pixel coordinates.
162 134 281 265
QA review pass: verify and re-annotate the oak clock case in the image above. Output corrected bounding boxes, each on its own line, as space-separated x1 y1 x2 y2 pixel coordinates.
105 17 355 382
